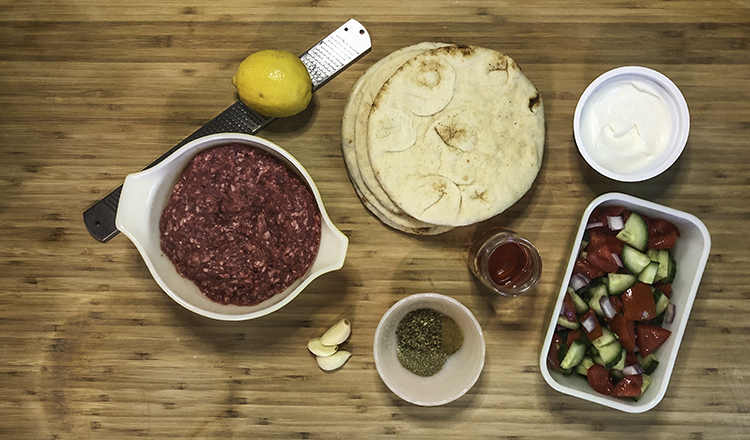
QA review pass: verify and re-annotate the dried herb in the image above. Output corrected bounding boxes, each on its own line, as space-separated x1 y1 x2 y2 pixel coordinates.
395 308 464 377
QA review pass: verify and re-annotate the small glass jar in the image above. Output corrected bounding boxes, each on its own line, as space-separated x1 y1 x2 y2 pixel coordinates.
468 227 542 297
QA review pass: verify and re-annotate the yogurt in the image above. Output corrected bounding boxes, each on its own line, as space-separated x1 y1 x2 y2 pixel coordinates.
580 79 672 174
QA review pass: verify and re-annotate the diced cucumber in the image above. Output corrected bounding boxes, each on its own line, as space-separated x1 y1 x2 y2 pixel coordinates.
640 374 652 395
654 289 670 316
593 354 604 366
633 374 653 401
608 273 638 295
588 284 609 317
560 339 587 369
587 344 598 357
579 332 593 348
622 245 652 275
568 287 590 314
556 315 580 330
591 327 618 349
598 340 624 370
610 368 624 382
579 239 589 258
662 252 677 284
558 337 568 361
583 281 606 301
655 249 670 282
637 353 660 375
616 212 648 252
612 348 627 371
651 311 666 326
575 356 596 376
638 261 660 284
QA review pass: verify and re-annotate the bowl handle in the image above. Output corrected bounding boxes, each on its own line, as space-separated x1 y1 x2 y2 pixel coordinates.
313 221 349 275
115 170 163 243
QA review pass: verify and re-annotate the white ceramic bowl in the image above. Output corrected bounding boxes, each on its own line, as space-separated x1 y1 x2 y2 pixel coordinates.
540 192 710 412
573 66 690 182
374 293 485 406
115 133 348 321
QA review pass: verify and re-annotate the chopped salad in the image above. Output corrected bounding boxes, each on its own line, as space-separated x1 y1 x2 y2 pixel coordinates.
547 205 680 398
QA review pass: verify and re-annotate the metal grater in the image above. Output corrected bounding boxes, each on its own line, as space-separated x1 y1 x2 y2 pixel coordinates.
83 19 371 242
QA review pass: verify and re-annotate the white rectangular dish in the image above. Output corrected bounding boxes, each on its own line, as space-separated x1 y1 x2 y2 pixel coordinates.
539 192 711 412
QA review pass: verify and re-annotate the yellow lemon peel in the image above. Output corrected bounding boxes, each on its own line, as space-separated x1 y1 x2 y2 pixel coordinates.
232 50 312 118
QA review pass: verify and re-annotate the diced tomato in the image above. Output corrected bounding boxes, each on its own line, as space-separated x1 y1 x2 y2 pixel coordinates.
580 308 603 340
590 205 628 227
586 244 620 273
625 351 639 366
573 257 604 280
648 218 681 249
547 333 563 370
588 230 624 251
588 206 607 225
654 282 672 298
610 315 636 351
587 231 623 270
562 291 578 325
587 230 607 247
622 283 657 321
649 231 679 249
566 329 582 349
636 324 672 356
604 235 624 255
608 295 624 315
649 218 680 237
612 375 643 397
587 364 614 395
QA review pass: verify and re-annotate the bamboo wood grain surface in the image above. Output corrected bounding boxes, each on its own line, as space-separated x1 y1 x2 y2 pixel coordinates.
2 0 750 438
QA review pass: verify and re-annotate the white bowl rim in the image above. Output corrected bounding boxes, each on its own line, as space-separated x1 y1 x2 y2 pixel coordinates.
115 133 348 321
539 192 710 412
373 292 486 406
573 66 690 182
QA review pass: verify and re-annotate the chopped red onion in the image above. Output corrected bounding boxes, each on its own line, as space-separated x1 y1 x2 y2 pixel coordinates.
570 273 590 291
581 313 597 333
665 303 676 324
556 324 567 331
622 364 645 376
600 295 617 320
607 215 625 231
612 253 624 268
586 221 604 230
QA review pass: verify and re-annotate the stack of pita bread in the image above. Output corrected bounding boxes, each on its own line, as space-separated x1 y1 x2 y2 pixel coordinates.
341 43 545 235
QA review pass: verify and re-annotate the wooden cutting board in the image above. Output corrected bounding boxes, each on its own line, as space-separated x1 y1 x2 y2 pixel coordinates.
1 1 749 438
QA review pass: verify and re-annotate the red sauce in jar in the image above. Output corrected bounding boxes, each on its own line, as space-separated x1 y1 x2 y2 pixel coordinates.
487 242 533 288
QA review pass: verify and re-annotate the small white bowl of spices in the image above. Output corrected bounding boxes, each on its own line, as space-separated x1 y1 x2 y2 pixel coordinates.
373 293 485 406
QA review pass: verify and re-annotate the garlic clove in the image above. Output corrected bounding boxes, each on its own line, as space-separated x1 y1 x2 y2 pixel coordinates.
316 350 351 371
319 318 351 346
307 338 338 357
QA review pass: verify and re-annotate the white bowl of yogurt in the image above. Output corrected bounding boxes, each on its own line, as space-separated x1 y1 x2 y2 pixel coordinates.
573 66 690 182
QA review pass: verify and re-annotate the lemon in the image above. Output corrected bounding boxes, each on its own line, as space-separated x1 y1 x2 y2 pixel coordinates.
232 50 312 118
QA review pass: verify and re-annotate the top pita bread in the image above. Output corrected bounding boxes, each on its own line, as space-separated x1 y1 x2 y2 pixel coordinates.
341 44 544 232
